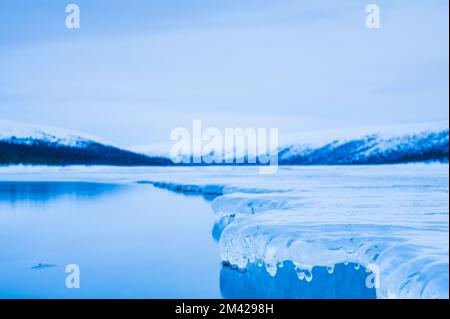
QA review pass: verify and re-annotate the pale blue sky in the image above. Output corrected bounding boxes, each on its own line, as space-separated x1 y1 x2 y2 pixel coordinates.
0 0 448 145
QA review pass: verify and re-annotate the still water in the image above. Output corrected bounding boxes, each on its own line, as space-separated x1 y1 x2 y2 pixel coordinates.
0 182 221 298
0 181 374 298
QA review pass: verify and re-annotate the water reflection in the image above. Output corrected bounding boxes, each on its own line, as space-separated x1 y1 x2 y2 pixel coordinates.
0 182 125 203
220 261 377 299
0 181 221 298
142 182 228 241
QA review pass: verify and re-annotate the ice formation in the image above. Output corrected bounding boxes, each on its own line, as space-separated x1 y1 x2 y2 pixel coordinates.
136 165 449 299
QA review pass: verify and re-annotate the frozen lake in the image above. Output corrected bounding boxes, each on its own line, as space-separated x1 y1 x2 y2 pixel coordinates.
0 164 448 298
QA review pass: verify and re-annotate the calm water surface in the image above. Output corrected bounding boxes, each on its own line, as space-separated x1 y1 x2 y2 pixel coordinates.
0 182 221 298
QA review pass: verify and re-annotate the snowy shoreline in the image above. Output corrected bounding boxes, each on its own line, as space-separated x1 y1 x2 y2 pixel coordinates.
0 164 448 298
133 165 450 299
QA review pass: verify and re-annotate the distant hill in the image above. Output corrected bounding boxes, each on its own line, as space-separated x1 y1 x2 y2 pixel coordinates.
1 119 448 166
0 119 171 166
132 124 449 165
278 128 449 165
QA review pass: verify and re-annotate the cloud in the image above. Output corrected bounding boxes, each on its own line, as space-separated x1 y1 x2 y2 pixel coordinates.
0 0 447 145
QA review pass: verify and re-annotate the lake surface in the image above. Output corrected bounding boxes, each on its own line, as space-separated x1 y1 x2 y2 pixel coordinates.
0 164 447 298
0 182 221 298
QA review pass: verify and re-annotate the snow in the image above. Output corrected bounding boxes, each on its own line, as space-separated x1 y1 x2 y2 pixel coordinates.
1 118 447 165
0 118 113 147
153 165 448 298
279 123 449 164
129 142 174 157
128 122 449 164
280 121 449 146
0 164 448 299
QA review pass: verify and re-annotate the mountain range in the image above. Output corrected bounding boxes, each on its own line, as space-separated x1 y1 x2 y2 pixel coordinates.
0 119 170 166
1 119 448 166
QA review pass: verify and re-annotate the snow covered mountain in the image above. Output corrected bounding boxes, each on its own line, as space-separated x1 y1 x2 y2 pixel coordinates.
0 118 114 147
279 126 449 165
131 123 449 165
1 118 448 166
0 119 171 166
